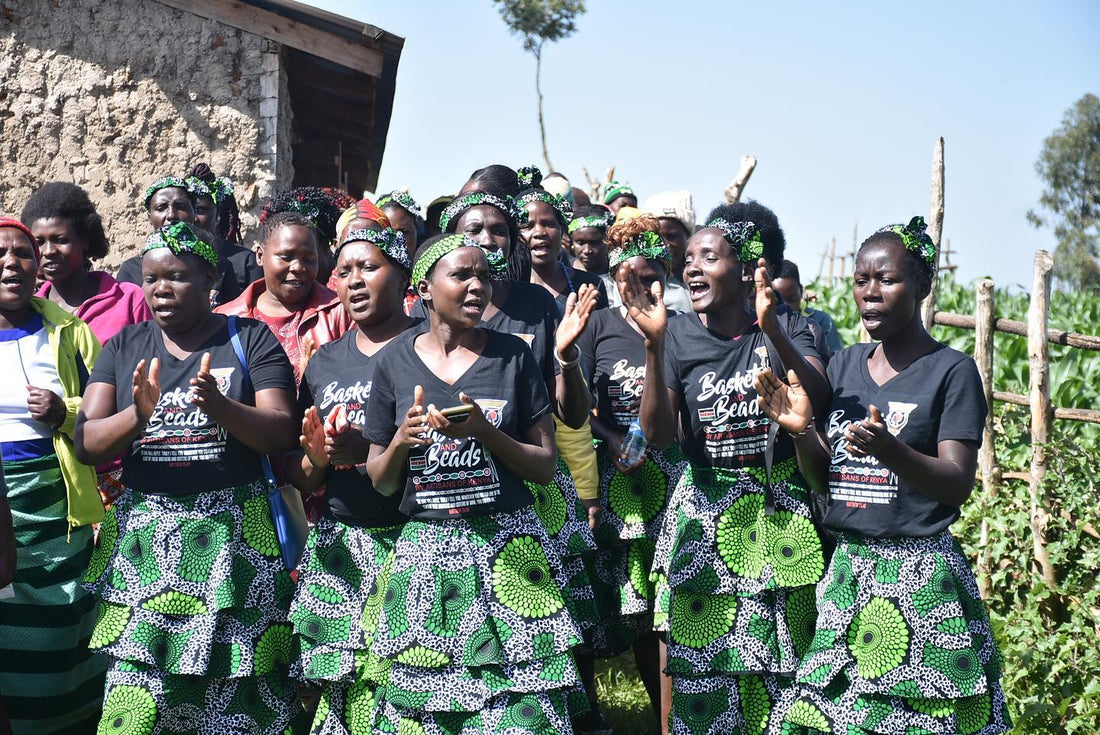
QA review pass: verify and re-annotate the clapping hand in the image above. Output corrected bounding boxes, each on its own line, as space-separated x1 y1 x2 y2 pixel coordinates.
754 368 814 436
754 258 780 335
844 405 897 460
426 392 491 440
132 358 162 423
618 261 667 345
395 385 432 449
190 353 229 418
556 283 599 359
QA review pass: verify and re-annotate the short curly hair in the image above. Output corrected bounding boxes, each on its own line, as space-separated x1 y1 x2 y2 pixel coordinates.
260 187 342 244
704 200 785 268
260 211 321 250
20 182 110 260
607 212 661 250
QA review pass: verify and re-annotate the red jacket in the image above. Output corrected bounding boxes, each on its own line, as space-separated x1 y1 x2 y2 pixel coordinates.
215 279 352 382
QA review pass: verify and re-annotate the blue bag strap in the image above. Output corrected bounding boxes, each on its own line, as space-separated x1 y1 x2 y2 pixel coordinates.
226 316 276 489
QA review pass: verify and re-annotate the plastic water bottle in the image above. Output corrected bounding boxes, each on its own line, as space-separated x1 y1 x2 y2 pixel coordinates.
619 419 648 466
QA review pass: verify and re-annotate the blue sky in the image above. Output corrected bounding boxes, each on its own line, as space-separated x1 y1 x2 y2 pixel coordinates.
307 0 1098 290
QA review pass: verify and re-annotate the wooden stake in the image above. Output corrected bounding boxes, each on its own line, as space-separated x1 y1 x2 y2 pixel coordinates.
817 245 828 281
827 238 836 282
1028 250 1059 618
974 279 998 600
723 155 757 204
921 137 945 330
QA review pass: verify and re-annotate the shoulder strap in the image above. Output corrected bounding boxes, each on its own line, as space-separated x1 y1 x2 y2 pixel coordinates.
226 316 276 489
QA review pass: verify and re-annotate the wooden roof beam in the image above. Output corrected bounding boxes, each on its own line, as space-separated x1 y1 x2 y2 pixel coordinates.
151 0 383 77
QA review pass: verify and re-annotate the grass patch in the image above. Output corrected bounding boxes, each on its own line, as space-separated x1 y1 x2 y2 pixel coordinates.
594 651 659 735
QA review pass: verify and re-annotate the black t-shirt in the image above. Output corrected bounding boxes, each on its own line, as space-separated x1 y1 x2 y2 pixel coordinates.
663 311 820 470
89 316 295 494
365 329 551 520
412 281 561 385
578 307 647 434
298 328 413 528
555 266 610 315
822 342 986 538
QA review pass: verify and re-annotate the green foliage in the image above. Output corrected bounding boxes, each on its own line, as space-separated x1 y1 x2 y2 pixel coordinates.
493 0 586 54
808 275 1100 733
1027 93 1100 291
597 652 659 735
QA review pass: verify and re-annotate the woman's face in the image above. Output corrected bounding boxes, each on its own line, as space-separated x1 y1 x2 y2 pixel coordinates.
382 205 418 253
141 248 214 331
455 205 511 256
682 228 750 314
193 195 217 233
519 201 562 269
32 217 87 284
658 217 690 277
854 239 923 341
607 194 637 214
571 227 607 273
260 224 319 308
147 188 195 229
0 228 38 315
334 241 408 327
420 247 491 330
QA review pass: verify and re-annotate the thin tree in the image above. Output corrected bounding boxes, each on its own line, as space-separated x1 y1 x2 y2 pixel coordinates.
493 0 586 171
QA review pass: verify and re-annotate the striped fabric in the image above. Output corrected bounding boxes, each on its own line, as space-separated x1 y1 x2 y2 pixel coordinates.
0 454 105 733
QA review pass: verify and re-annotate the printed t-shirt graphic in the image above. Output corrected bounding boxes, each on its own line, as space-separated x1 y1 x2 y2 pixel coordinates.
577 308 648 433
822 342 987 538
299 327 415 527
89 317 295 494
663 311 818 469
366 328 551 519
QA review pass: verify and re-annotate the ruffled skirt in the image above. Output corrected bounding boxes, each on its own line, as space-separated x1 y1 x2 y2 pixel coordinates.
366 507 584 734
772 531 1012 735
83 482 307 734
651 460 827 734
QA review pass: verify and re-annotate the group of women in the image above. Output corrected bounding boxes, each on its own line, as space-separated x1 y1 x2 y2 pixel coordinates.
0 162 1010 735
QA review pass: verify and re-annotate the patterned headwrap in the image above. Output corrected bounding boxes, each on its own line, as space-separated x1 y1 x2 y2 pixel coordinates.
411 234 481 284
568 210 615 234
706 217 765 263
336 227 411 272
184 176 213 200
482 248 509 280
874 216 937 280
609 230 671 270
604 181 635 205
143 176 190 207
209 177 235 204
376 190 422 218
0 217 40 263
336 199 391 240
142 221 219 269
439 192 515 233
515 165 573 227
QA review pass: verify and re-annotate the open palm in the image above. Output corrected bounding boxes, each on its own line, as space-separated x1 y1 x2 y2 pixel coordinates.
755 368 813 435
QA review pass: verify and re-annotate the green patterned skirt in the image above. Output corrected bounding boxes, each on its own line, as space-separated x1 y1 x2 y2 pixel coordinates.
289 517 402 735
0 453 105 733
583 442 685 658
83 482 307 734
772 532 1011 735
365 507 584 734
526 456 600 632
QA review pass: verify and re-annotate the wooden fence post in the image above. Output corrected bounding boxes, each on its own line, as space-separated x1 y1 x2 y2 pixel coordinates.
1028 250 1059 617
921 137 945 330
974 279 998 599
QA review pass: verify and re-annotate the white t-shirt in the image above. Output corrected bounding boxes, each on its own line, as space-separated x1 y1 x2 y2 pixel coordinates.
0 314 63 443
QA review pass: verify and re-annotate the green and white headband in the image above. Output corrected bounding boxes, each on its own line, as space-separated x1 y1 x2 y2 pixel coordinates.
439 192 515 233
609 230 671 270
376 190 422 218
875 216 937 279
143 176 190 207
411 233 482 284
337 227 411 272
706 217 765 263
184 176 213 200
210 177 235 204
568 212 614 234
515 189 573 227
142 221 218 269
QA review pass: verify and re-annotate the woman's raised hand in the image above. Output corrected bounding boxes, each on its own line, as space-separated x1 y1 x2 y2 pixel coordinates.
754 257 781 335
754 368 814 435
190 353 229 418
555 283 599 357
300 406 328 468
132 358 162 423
618 261 667 345
395 385 432 449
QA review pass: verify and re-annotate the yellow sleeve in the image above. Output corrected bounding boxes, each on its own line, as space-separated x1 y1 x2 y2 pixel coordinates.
554 416 600 500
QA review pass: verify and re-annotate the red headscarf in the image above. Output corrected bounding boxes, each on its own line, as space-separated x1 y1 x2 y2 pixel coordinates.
0 217 40 262
336 199 390 241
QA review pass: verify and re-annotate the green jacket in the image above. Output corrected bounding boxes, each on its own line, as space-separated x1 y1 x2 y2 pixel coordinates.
29 297 104 529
